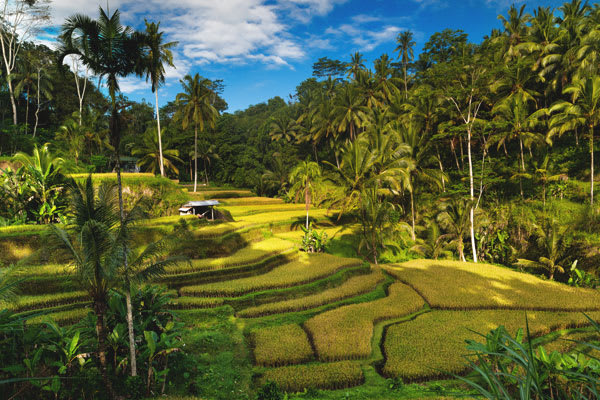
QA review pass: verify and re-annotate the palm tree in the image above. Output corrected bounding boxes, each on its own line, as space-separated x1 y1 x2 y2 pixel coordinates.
56 118 85 165
262 153 290 194
437 197 474 262
58 6 145 216
52 177 178 395
391 118 445 240
175 73 218 192
10 59 36 134
142 20 178 177
491 96 545 198
549 76 600 206
51 177 122 398
333 85 369 141
268 111 301 142
289 159 322 229
358 185 397 264
131 127 182 176
196 140 220 186
58 7 146 380
373 53 400 105
497 4 531 59
515 218 570 280
394 31 415 98
347 51 365 80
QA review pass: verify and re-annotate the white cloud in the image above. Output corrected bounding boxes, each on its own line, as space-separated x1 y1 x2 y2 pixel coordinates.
118 77 149 94
278 0 348 23
42 0 347 73
326 17 406 52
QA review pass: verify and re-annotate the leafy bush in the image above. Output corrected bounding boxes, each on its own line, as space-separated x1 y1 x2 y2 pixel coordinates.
255 381 285 400
300 222 328 253
458 316 600 399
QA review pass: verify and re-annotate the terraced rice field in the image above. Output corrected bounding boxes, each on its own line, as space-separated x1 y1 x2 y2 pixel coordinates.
5 188 600 397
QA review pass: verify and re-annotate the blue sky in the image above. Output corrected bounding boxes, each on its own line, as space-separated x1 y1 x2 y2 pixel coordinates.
45 0 567 112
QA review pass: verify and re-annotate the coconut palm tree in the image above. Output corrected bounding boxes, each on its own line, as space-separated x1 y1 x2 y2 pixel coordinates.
57 6 147 380
131 127 182 176
142 20 177 177
515 218 571 280
491 96 546 198
58 7 145 216
196 140 220 186
347 51 365 80
333 85 369 141
289 159 322 229
268 111 301 142
437 197 474 262
394 30 415 98
51 177 122 398
549 75 600 207
52 177 178 396
175 73 218 192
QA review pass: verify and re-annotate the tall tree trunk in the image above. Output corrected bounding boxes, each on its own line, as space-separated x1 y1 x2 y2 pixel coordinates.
403 63 408 99
591 125 595 208
519 137 525 200
467 127 478 263
24 87 29 134
436 145 445 192
94 299 116 399
34 73 41 138
410 189 416 241
204 158 209 186
194 125 198 193
125 288 137 377
7 76 17 125
155 89 165 177
305 183 310 230
112 104 137 378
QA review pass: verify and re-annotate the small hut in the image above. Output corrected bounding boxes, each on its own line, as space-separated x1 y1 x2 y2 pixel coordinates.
179 200 220 220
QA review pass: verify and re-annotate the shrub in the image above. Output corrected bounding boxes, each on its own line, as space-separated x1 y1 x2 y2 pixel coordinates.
304 282 424 361
238 269 384 317
458 317 600 399
258 361 364 392
255 382 284 400
385 259 600 310
180 253 360 297
252 324 313 366
381 309 600 380
300 222 328 253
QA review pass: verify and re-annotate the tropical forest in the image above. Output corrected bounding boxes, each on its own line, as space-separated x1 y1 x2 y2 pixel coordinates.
3 0 600 399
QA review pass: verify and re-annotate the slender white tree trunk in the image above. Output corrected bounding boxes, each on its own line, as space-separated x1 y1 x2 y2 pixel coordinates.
34 73 40 137
155 89 165 177
7 74 17 125
468 127 478 263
